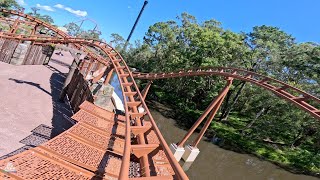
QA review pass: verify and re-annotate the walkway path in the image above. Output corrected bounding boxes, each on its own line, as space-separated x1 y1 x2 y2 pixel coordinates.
0 50 74 158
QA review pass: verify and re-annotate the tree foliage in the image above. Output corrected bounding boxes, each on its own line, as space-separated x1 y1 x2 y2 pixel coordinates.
0 0 21 17
27 7 54 24
0 0 20 10
63 22 101 40
63 22 80 37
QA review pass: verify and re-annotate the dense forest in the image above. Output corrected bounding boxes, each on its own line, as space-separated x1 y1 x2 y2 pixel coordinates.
111 13 320 175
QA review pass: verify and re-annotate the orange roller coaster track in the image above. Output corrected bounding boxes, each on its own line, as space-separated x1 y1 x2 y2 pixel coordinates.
132 67 320 121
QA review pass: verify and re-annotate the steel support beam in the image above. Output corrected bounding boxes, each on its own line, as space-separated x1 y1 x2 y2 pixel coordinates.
31 24 38 35
104 68 114 85
10 17 19 34
192 90 227 147
84 59 94 79
141 81 152 100
177 77 233 147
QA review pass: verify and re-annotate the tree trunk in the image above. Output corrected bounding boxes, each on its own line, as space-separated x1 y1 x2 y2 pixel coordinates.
218 89 233 121
219 81 246 122
291 130 303 148
291 126 317 148
291 136 306 148
315 138 320 153
218 81 244 121
241 106 269 135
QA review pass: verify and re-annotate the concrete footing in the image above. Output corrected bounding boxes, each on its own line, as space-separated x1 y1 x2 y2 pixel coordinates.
138 106 145 113
90 83 119 112
182 145 200 162
170 143 185 162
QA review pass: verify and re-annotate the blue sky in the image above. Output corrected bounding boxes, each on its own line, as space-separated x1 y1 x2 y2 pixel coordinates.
18 0 319 43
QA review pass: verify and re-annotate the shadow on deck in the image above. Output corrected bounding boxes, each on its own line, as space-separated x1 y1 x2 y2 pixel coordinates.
0 65 74 160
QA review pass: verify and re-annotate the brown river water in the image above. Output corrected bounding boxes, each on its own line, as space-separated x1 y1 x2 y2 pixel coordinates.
149 110 318 180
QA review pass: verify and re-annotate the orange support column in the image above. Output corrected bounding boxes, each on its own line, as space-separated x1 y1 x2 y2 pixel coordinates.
179 77 233 162
177 77 233 148
141 81 152 100
31 25 38 35
191 94 226 147
84 60 93 79
104 68 114 85
10 17 20 34
170 78 233 162
79 59 86 73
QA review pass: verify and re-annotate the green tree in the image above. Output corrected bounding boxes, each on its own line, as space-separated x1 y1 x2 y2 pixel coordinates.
30 7 39 15
0 0 21 10
79 29 101 40
219 25 296 121
63 22 81 37
110 33 126 51
63 22 101 40
0 0 21 17
40 15 54 24
27 7 54 24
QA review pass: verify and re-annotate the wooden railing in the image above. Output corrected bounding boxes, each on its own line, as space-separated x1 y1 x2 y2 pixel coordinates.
66 68 94 113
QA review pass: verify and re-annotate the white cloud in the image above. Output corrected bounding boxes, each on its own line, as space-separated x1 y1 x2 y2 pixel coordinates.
54 4 87 17
65 7 87 17
54 4 64 9
36 4 55 12
17 0 26 6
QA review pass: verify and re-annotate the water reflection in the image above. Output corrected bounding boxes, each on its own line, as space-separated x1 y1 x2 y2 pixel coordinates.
109 72 123 100
181 161 194 172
